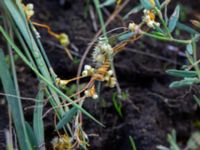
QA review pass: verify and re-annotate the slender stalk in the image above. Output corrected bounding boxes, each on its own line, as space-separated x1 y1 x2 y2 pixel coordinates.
93 0 107 37
154 7 172 38
141 31 192 44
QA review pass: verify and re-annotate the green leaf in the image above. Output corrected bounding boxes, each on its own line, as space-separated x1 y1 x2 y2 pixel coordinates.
100 0 115 7
112 93 123 117
0 49 32 150
154 0 161 8
167 130 180 150
168 5 180 32
177 22 199 34
56 107 78 130
33 84 45 148
186 43 193 55
25 122 38 150
123 4 143 20
186 131 200 150
140 0 155 10
194 95 200 108
166 69 197 78
169 78 198 88
129 136 137 150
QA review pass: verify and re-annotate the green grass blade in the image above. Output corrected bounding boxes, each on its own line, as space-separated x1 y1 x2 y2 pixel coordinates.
25 122 38 150
129 136 137 150
93 0 107 37
33 83 45 148
194 95 200 108
0 49 32 150
56 107 78 130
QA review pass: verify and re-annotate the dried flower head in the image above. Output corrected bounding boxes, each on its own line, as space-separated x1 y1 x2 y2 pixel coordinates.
143 9 160 28
84 86 98 99
24 3 35 19
92 38 113 63
51 134 72 150
82 65 95 77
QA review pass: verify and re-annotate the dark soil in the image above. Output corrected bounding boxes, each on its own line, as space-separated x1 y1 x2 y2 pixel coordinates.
1 0 200 150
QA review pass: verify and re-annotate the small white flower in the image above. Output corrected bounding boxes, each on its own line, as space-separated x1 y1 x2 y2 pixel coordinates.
24 3 35 19
51 137 59 144
84 90 89 96
155 22 160 27
147 21 154 28
95 54 105 62
108 70 113 76
84 65 92 70
82 70 88 76
82 65 94 76
128 22 137 32
26 3 34 10
143 9 148 14
92 94 98 99
109 77 116 88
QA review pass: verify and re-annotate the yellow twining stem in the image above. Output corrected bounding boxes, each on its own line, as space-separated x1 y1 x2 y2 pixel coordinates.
32 22 59 38
32 22 73 60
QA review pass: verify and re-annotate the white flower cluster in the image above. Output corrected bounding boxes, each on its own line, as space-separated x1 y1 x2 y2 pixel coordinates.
82 65 95 77
24 3 35 19
81 38 116 99
84 86 98 99
143 9 160 28
104 70 116 88
84 90 98 99
92 38 113 63
128 22 141 33
128 22 137 32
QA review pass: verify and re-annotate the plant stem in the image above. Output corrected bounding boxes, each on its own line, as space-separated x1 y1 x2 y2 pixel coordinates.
154 7 172 38
93 0 107 37
141 31 192 44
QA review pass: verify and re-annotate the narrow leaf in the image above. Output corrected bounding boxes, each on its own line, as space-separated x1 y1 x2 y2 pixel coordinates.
177 22 199 34
186 131 200 150
155 0 161 8
140 0 155 10
123 4 143 20
56 107 78 130
194 95 200 108
25 122 38 150
100 0 115 7
0 49 32 150
186 43 193 55
168 5 180 32
169 78 198 88
33 84 45 148
166 69 197 78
